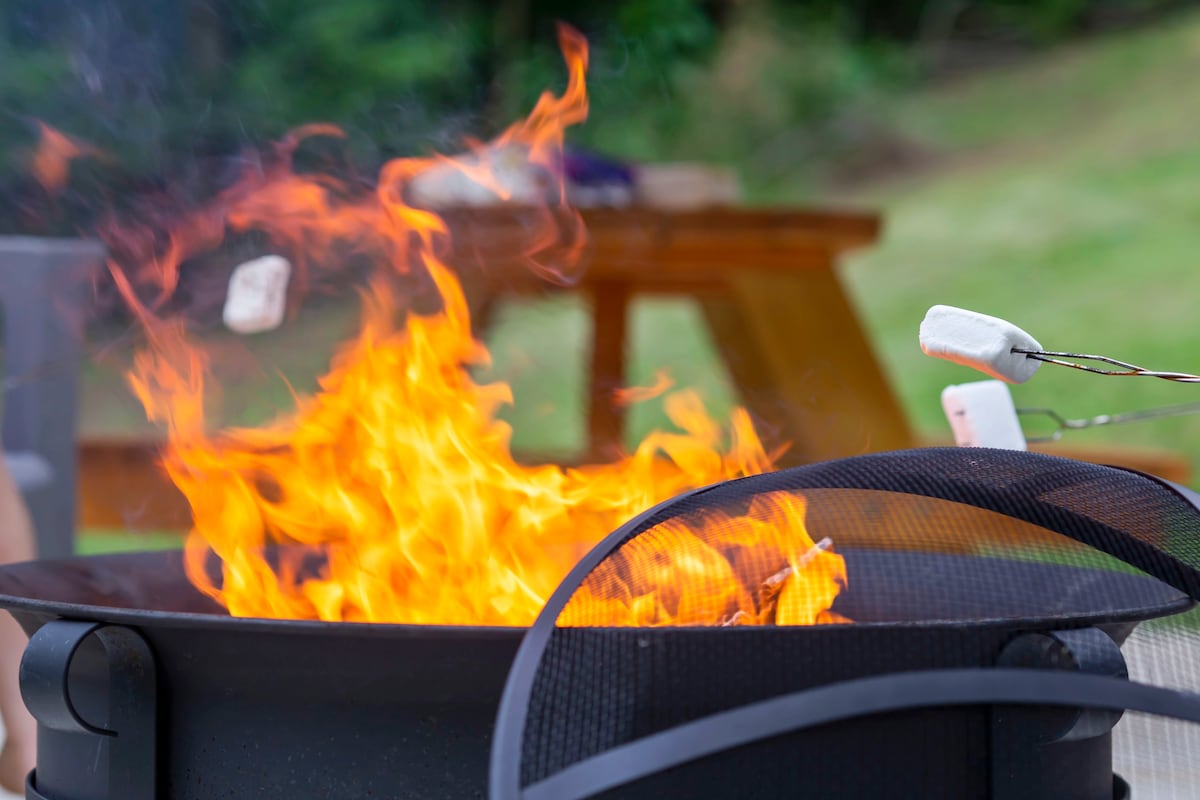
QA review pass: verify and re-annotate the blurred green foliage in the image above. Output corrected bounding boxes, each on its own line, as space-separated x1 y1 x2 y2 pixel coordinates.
0 0 1185 240
0 13 72 176
221 1 491 153
0 17 70 111
2 0 1181 192
6 0 1197 483
215 0 912 194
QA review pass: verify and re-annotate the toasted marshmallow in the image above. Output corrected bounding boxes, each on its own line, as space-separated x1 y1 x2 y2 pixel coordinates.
920 305 1042 384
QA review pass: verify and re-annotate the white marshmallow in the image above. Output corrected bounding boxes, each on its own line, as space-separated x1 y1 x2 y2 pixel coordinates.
222 255 291 334
919 305 1043 384
941 380 1027 451
409 144 546 208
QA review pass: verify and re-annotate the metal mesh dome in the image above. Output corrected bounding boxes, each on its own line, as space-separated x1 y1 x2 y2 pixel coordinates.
490 448 1200 799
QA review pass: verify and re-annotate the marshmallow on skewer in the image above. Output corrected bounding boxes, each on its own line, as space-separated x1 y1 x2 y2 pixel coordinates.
222 255 292 334
940 380 1027 451
919 305 1043 384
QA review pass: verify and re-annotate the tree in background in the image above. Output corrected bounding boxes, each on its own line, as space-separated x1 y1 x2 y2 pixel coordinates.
0 0 1185 206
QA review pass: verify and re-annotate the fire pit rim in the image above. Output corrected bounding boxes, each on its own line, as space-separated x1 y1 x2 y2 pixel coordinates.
0 590 528 639
6 601 1193 633
0 547 1190 636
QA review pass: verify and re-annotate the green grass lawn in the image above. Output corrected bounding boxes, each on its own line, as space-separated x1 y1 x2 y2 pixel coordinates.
76 6 1200 562
77 530 183 555
482 8 1200 478
838 11 1200 481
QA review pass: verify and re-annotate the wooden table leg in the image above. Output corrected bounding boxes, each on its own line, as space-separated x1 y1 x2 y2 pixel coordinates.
701 266 914 465
586 279 631 460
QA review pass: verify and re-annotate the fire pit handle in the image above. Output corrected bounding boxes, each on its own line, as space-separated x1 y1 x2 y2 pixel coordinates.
508 668 1200 800
19 619 158 800
21 620 110 737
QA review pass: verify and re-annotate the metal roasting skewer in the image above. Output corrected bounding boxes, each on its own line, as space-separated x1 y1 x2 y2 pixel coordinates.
1017 402 1200 443
1006 347 1200 441
1010 348 1200 383
923 306 1200 445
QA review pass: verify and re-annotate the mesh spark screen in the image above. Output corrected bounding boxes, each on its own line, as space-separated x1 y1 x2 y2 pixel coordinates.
491 448 1200 799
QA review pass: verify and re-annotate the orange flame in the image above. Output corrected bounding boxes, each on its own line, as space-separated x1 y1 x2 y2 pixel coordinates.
560 494 848 627
105 25 847 627
29 122 106 193
613 369 674 407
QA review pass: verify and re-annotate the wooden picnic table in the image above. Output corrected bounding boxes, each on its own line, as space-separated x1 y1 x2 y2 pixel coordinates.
77 205 916 531
71 205 1192 534
444 205 916 465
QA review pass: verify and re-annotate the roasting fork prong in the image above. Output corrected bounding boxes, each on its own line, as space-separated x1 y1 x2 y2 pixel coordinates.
1011 348 1200 383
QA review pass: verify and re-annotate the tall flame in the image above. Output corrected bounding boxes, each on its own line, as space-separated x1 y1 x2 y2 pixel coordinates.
29 122 106 193
103 25 847 627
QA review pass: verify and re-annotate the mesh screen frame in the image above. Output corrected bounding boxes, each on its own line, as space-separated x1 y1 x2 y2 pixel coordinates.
490 448 1200 798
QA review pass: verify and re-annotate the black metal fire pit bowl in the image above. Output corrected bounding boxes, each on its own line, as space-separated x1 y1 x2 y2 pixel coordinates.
2 448 1200 799
487 449 1200 800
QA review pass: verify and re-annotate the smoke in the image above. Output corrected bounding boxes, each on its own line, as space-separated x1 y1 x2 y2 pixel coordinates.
6 1 174 160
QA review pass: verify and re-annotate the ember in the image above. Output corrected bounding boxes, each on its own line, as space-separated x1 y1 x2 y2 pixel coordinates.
28 121 106 194
93 25 847 627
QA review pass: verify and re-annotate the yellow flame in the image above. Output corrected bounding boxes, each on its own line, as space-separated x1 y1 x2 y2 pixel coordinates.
103 25 847 627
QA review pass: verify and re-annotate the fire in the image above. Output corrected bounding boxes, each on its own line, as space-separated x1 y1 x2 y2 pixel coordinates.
613 369 674 407
29 122 106 193
99 25 848 627
559 494 849 627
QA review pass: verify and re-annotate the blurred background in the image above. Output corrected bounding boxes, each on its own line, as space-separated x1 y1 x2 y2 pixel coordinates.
4 0 1200 549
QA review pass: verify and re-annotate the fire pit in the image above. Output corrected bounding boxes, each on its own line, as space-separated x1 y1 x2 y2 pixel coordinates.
4 449 1200 799
8 21 1200 800
489 448 1200 799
